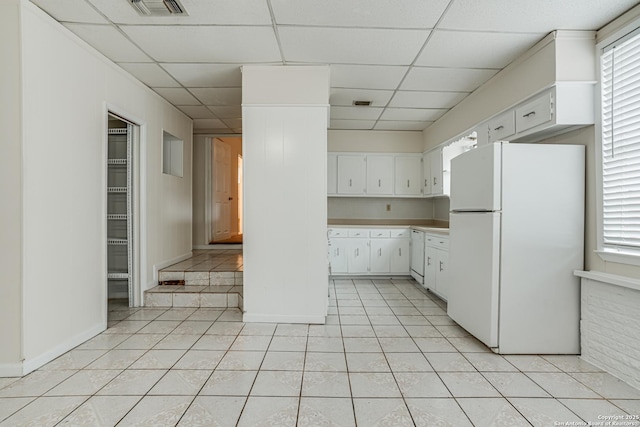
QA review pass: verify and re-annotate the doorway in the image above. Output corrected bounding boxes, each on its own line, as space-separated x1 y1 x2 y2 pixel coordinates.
209 137 242 244
106 113 140 307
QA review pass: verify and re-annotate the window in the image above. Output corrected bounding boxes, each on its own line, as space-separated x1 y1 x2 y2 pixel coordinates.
162 131 183 177
600 27 640 257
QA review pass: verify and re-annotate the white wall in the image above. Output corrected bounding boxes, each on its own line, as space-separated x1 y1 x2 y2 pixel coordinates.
0 0 24 374
328 198 433 221
3 0 192 375
329 130 423 153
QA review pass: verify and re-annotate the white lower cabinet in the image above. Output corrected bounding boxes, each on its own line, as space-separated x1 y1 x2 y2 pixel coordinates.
328 238 348 274
423 234 449 301
328 227 410 276
348 239 370 274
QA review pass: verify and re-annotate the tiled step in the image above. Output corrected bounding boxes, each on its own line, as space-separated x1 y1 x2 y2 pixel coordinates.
145 285 243 309
159 271 243 286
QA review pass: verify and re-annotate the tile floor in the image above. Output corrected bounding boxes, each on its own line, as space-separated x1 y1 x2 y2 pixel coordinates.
1 278 640 426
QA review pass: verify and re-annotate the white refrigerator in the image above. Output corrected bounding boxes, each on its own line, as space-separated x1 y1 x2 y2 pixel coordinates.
447 142 584 354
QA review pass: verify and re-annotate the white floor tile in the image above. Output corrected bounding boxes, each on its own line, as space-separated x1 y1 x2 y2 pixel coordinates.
0 396 85 427
298 397 355 427
116 395 193 426
353 398 413 427
456 397 530 427
177 396 245 426
237 396 298 427
407 397 474 426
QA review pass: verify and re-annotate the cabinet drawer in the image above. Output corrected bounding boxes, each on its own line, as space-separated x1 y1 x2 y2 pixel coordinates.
425 234 448 249
515 91 553 133
369 230 391 238
487 111 515 142
390 229 410 238
328 228 348 238
348 229 368 238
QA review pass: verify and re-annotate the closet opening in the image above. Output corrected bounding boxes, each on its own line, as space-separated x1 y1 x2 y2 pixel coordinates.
107 113 140 307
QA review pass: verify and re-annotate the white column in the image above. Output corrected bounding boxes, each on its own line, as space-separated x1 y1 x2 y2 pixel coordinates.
242 66 329 323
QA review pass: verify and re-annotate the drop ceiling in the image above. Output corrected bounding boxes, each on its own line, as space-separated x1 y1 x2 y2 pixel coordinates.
30 0 638 134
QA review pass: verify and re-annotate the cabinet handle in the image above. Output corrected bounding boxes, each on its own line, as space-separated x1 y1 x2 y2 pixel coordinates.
439 261 444 272
378 179 381 187
424 179 427 187
523 111 536 118
494 125 504 131
379 248 382 256
399 248 402 256
349 178 352 187
427 256 431 266
433 177 437 186
407 179 410 188
356 248 359 256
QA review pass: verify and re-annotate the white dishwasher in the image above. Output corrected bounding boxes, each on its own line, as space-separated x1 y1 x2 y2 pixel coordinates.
410 229 425 284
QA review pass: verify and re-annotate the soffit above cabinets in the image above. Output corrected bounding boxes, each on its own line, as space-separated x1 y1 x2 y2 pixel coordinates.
29 0 639 134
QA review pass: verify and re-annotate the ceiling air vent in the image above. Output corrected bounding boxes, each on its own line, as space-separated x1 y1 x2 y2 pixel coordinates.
130 0 187 16
353 100 372 106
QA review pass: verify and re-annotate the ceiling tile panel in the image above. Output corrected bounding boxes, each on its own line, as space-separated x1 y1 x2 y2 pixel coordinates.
271 0 450 28
330 120 376 130
416 30 543 69
330 106 384 120
221 118 243 128
86 0 272 25
400 67 498 92
63 24 152 62
30 0 108 23
279 27 429 65
389 91 469 109
330 65 408 90
439 0 639 33
192 118 229 129
176 106 216 119
121 26 281 62
330 89 394 107
161 63 244 87
207 106 242 119
154 88 201 105
375 121 431 131
380 108 447 122
118 63 181 87
190 88 242 105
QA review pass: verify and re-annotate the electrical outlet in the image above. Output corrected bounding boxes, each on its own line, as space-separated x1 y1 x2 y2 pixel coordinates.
386 204 391 211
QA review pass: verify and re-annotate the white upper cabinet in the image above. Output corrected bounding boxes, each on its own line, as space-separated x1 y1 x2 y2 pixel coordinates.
337 154 366 194
394 156 423 196
366 155 393 195
422 151 432 195
327 153 337 195
488 110 516 142
429 149 444 196
329 152 425 198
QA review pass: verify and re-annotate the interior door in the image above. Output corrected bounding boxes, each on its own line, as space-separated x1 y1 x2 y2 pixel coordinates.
447 212 501 348
213 139 231 241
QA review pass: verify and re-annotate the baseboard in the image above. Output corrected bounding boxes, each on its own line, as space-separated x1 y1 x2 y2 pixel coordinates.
21 322 106 376
193 244 242 250
153 251 193 281
0 362 24 378
242 313 326 324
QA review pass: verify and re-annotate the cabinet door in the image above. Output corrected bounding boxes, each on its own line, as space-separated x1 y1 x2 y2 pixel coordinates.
424 244 437 290
389 239 410 273
422 152 431 195
410 230 425 276
366 155 393 195
348 239 369 274
370 239 390 273
337 155 366 195
329 238 348 274
327 153 338 195
430 150 443 195
394 156 422 196
435 248 449 301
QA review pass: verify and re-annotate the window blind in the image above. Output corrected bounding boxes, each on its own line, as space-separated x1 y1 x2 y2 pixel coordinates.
602 28 640 249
